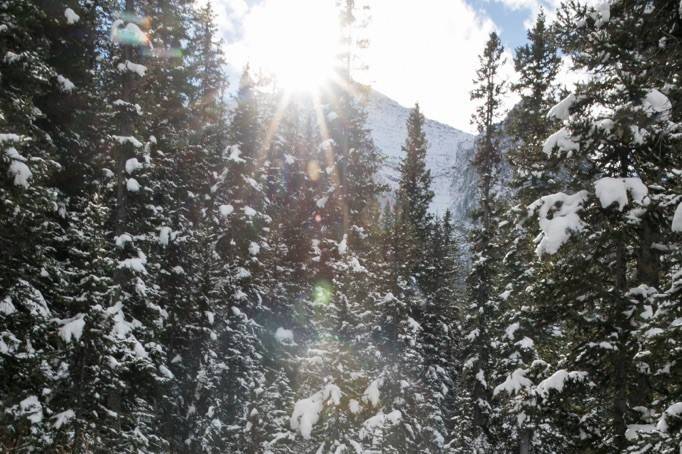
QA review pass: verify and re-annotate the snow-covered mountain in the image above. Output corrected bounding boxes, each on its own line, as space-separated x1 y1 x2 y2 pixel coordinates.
366 90 478 223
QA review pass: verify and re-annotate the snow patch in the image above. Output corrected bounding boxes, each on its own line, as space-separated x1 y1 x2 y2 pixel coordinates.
529 191 589 256
13 280 50 318
657 402 682 432
52 409 75 429
0 133 27 144
57 74 75 92
594 177 648 211
64 8 80 24
219 204 234 217
591 2 610 26
493 368 533 396
159 365 174 379
126 178 140 192
4 51 21 64
117 251 147 274
337 234 348 255
319 138 335 153
226 145 245 163
275 328 294 345
158 226 172 246
113 135 143 148
316 196 329 209
504 322 519 340
0 296 16 315
543 127 579 157
363 378 382 407
248 241 260 256
536 369 588 397
58 314 85 343
348 399 362 414
360 410 402 439
547 93 576 121
407 317 422 332
7 159 32 188
290 384 341 439
625 424 657 441
125 157 142 174
672 202 682 232
111 20 147 45
115 233 132 249
117 60 147 77
642 89 672 116
18 395 43 424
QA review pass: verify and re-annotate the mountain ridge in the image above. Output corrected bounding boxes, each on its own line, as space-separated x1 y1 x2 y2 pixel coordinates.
365 89 479 223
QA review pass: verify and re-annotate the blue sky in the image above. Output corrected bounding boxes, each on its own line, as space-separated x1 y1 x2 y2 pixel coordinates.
212 0 559 132
473 1 534 50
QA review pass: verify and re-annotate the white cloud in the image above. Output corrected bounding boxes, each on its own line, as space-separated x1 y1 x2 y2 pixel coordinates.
217 0 522 132
363 0 517 132
224 0 340 90
198 0 249 35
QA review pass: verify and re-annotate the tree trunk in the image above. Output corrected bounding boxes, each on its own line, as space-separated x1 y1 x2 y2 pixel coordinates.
636 215 659 288
519 428 532 454
612 233 628 451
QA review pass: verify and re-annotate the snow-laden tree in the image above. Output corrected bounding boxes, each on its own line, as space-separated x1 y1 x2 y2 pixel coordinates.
487 10 568 453
517 0 682 450
456 31 507 451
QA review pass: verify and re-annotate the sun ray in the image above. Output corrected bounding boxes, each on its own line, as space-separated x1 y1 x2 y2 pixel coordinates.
258 90 291 170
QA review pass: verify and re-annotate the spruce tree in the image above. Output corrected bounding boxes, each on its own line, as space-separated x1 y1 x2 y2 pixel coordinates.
489 11 565 453
392 103 434 289
518 0 682 450
459 31 506 450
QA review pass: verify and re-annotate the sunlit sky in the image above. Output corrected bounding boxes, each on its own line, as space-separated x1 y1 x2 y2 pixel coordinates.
211 0 566 133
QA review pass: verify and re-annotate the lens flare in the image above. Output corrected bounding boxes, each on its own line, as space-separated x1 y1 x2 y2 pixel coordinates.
312 280 333 306
111 14 150 47
307 160 321 181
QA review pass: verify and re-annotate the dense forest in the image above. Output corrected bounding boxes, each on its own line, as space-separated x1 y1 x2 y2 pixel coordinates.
1 0 681 452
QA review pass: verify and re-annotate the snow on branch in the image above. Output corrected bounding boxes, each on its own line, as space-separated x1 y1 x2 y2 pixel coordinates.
359 409 402 440
362 378 383 408
117 60 147 77
111 20 147 46
493 368 533 397
547 93 576 121
5 147 32 188
642 89 672 117
528 190 589 256
536 369 588 398
64 8 80 24
673 202 682 232
594 177 648 211
290 384 342 439
542 127 579 157
56 314 85 343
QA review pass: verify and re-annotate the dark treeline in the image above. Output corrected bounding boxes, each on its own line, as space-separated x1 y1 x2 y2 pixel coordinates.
0 1 680 453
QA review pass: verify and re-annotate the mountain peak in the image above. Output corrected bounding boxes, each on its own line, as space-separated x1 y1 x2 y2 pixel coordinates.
366 89 477 222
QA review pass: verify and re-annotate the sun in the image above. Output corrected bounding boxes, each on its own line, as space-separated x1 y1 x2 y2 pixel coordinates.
239 0 341 93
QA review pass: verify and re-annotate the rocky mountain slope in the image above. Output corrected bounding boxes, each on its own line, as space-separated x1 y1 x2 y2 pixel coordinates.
365 90 479 223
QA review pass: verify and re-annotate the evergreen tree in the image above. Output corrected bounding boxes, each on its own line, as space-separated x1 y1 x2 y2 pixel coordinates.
516 0 682 450
488 11 566 453
392 103 434 289
459 31 507 451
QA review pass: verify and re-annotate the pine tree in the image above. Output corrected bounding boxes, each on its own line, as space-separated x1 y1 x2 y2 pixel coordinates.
488 11 566 453
391 103 434 291
0 1 112 449
459 31 507 450
517 0 682 450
